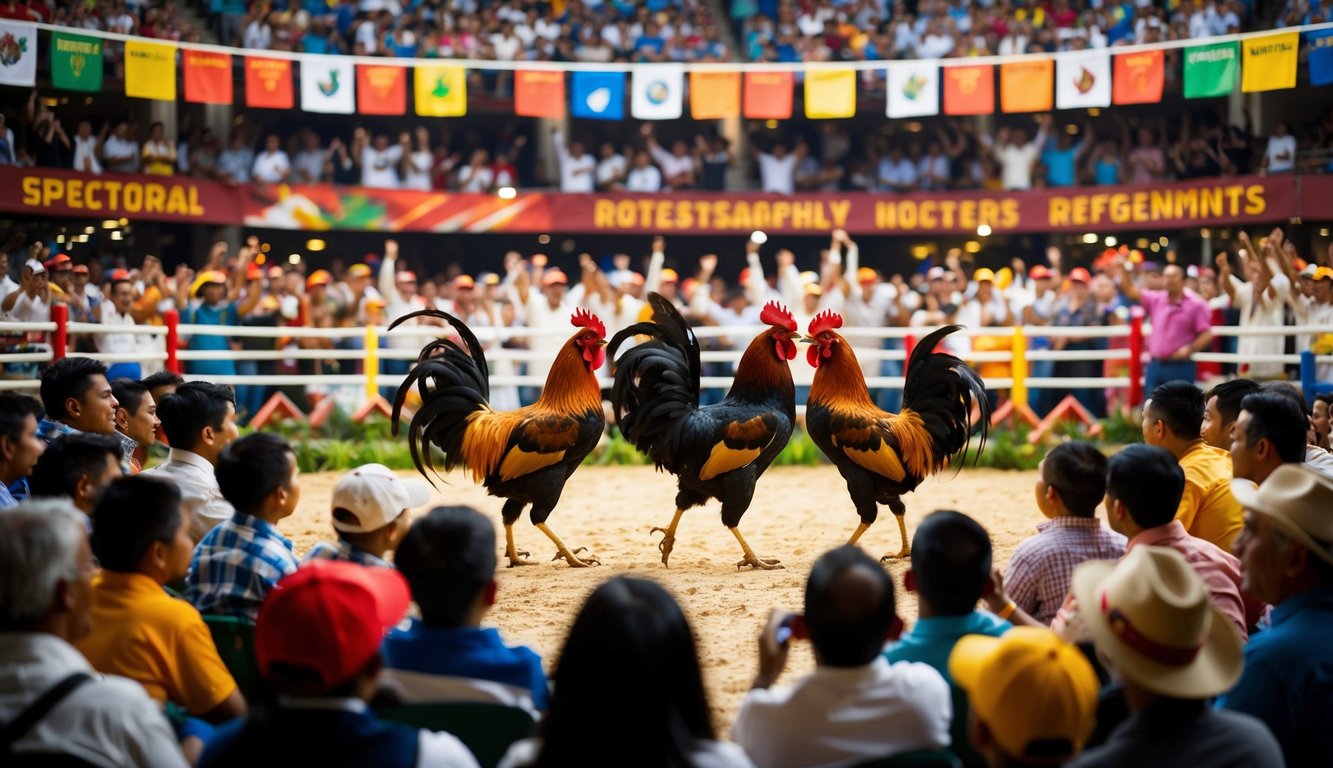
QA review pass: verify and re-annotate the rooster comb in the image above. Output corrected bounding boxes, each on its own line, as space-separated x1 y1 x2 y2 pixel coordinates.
570 308 606 338
760 301 797 332
808 310 843 337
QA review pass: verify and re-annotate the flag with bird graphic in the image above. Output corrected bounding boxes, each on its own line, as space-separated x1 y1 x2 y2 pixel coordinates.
886 61 939 118
415 65 466 116
301 56 355 114
1055 49 1110 109
571 71 625 120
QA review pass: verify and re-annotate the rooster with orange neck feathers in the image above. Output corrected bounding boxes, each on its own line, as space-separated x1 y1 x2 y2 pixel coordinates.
803 315 988 561
609 293 799 569
391 308 607 567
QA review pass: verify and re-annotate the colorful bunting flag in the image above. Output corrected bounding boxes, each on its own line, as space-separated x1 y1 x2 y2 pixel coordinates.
300 56 355 114
125 41 176 101
689 71 740 119
1183 41 1238 99
804 69 856 119
1055 49 1110 109
0 21 37 87
51 32 102 93
1309 29 1333 87
1241 32 1299 93
886 61 939 118
570 71 625 120
942 64 994 115
632 64 684 120
743 71 793 119
1112 49 1164 105
1000 59 1053 113
245 56 293 109
182 49 232 105
414 65 466 117
356 64 406 115
514 70 565 118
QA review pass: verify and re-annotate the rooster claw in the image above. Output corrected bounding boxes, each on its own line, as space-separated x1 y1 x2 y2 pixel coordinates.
736 555 784 571
506 549 535 568
650 526 676 568
551 546 600 567
879 548 911 564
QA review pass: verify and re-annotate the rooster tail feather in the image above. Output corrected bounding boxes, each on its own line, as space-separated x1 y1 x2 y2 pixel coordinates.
901 325 990 470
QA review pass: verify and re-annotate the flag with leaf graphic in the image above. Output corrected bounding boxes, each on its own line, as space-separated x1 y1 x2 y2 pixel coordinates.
415 65 466 116
300 56 355 114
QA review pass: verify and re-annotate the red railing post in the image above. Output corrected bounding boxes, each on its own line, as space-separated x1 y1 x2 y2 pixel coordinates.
50 303 68 362
903 333 916 377
164 308 181 374
1127 314 1144 407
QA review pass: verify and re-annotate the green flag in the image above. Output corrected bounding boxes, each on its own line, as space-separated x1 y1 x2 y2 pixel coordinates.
51 31 103 92
1183 41 1238 99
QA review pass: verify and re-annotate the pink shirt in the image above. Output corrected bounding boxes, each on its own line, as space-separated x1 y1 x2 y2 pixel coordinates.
1128 520 1260 640
1139 289 1212 360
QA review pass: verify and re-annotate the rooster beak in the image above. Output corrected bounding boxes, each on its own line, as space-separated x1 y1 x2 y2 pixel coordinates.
798 335 815 344
597 339 608 347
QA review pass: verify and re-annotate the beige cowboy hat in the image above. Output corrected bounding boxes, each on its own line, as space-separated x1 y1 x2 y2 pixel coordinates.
1231 463 1333 567
1073 546 1242 699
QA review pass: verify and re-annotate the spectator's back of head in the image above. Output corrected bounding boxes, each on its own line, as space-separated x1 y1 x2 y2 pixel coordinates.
215 432 298 519
394 505 496 628
0 499 89 633
156 382 236 456
29 433 123 513
0 392 44 480
910 510 993 617
39 356 109 424
1106 444 1184 531
1203 378 1259 448
1040 442 1107 517
139 371 184 405
1146 381 1205 442
804 545 899 667
91 476 185 578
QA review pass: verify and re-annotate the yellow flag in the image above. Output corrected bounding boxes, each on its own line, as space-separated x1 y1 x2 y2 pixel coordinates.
1241 32 1298 92
804 69 856 119
124 40 177 101
415 65 466 117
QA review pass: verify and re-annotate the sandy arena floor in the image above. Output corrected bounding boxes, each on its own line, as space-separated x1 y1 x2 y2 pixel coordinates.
287 465 1043 732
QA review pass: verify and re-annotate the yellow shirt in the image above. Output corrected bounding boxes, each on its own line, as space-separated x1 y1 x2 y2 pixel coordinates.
1175 442 1245 550
74 571 237 716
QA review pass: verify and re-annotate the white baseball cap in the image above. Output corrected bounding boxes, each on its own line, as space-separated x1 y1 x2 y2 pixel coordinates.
24 258 46 275
331 464 431 533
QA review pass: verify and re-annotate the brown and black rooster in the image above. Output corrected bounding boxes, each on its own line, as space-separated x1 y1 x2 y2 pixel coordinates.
803 316 988 561
391 308 607 567
608 293 799 569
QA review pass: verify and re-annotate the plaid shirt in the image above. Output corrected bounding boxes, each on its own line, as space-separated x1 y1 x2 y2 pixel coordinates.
1004 516 1127 626
303 539 393 569
35 419 136 474
185 512 298 624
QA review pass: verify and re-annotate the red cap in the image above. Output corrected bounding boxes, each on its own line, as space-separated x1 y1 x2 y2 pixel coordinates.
45 254 73 271
108 268 132 283
256 560 411 691
1068 267 1091 283
542 269 568 286
306 269 333 288
397 270 418 283
72 264 90 275
246 263 264 281
1029 265 1052 279
452 274 475 289
267 265 285 279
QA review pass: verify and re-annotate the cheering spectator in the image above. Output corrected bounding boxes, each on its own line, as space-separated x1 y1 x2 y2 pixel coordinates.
355 129 409 189
551 126 595 193
457 149 495 193
140 122 175 176
71 119 102 174
251 134 291 184
625 151 663 193
751 136 804 195
292 130 325 184
595 142 628 191
1261 121 1297 173
101 120 140 174
216 131 254 184
1116 258 1212 394
985 120 1047 191
643 125 696 189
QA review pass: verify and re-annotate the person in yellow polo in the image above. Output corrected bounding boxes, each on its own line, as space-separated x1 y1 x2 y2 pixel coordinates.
75 476 246 723
1142 382 1244 549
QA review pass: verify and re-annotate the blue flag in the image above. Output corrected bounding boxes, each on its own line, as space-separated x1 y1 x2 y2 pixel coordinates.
570 71 625 120
1308 29 1333 86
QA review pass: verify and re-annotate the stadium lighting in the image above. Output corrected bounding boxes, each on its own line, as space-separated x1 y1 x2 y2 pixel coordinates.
538 234 551 245
306 238 326 252
750 230 768 244
1321 228 1330 237
497 186 517 200
111 231 123 241
1082 233 1098 244
84 226 95 234
1159 236 1170 246
76 234 89 243
118 218 129 226
288 254 302 264
1104 236 1117 247
964 241 981 254
101 219 119 229
1150 243 1161 252
976 224 992 237
55 235 64 244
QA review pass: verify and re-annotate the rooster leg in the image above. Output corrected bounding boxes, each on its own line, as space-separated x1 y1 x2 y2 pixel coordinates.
535 523 600 568
730 527 783 571
847 522 871 546
879 514 911 563
503 523 536 568
650 508 685 568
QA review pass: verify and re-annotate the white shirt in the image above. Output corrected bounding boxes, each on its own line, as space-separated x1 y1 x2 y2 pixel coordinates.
403 150 433 191
5 290 49 322
1229 271 1290 377
73 134 102 174
757 153 798 194
625 165 662 193
731 657 952 768
553 131 595 193
1264 134 1296 172
142 448 234 542
648 145 695 188
293 149 325 183
0 274 16 306
98 302 142 357
102 135 139 173
0 633 187 767
878 157 918 191
361 144 404 188
995 140 1043 190
457 164 495 193
252 150 291 184
595 154 627 188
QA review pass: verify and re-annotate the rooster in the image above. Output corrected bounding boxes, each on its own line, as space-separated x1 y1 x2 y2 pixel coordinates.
608 293 798 570
391 308 607 567
803 316 988 561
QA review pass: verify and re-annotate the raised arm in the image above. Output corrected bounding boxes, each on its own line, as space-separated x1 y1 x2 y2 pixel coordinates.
744 238 766 307
643 236 666 293
378 239 403 305
1216 252 1237 303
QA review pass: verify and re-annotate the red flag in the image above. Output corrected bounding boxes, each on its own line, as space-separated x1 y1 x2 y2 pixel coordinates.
1112 49 1165 105
515 70 565 118
356 64 406 115
183 49 232 105
245 56 293 110
942 65 994 115
1000 59 1054 113
743 72 793 119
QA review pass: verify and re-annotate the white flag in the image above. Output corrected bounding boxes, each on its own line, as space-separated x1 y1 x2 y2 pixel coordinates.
886 60 939 118
0 21 38 87
1055 49 1111 109
300 55 355 114
631 64 684 120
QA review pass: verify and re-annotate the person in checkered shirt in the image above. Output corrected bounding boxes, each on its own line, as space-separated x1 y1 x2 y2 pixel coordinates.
185 432 300 623
1003 442 1126 626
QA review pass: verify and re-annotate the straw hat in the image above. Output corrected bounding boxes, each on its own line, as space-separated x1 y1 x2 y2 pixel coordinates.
1073 546 1243 698
1231 463 1333 566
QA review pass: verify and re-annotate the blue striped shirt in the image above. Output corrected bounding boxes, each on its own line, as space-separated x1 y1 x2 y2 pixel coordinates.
304 539 393 569
185 512 298 623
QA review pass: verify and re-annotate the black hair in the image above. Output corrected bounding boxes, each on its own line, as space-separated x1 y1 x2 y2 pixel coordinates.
29 433 122 500
0 392 43 445
395 506 496 628
1317 393 1333 408
139 370 185 394
39 357 108 420
1042 442 1108 517
1148 381 1205 439
156 381 234 452
1240 390 1308 463
110 379 149 416
1106 444 1184 530
215 432 294 515
1204 378 1260 429
804 546 897 667
537 577 712 768
91 476 182 572
910 510 993 616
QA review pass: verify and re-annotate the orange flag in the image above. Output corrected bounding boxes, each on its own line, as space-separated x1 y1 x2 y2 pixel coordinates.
690 71 740 119
1113 49 1165 105
942 64 994 115
515 70 565 118
182 49 232 105
245 56 293 109
356 64 406 115
1000 59 1054 113
743 71 793 119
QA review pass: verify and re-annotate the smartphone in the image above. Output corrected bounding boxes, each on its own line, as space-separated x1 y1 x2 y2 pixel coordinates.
775 614 806 645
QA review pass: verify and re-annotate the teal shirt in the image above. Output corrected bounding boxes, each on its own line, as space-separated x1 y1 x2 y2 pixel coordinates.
883 611 1012 683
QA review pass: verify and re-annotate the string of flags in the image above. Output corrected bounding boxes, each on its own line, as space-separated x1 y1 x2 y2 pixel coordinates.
2 22 1331 120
